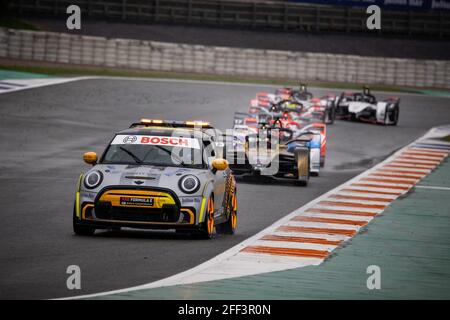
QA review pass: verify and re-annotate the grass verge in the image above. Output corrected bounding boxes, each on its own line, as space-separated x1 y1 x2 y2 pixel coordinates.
0 18 39 31
440 135 450 142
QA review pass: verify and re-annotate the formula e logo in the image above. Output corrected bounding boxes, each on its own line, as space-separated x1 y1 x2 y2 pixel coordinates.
123 136 137 144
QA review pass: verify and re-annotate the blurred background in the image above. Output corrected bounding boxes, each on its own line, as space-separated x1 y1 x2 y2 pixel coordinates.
1 0 449 89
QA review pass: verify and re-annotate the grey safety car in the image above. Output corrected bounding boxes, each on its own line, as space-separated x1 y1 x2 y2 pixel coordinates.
73 119 237 239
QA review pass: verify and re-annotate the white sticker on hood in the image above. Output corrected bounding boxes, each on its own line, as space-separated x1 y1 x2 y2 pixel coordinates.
111 135 200 149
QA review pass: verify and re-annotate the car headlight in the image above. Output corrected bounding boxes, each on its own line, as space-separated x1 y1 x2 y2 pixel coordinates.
84 170 103 189
178 175 200 194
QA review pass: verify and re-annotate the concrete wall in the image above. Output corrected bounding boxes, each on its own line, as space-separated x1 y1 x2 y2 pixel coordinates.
1 28 449 89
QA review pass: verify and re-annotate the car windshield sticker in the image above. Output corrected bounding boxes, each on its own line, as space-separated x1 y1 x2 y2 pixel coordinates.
111 135 200 149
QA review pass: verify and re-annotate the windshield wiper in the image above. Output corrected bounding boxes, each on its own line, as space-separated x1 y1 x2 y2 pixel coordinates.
153 145 187 166
119 146 143 164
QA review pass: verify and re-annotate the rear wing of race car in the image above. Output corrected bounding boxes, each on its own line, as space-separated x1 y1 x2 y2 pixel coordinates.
301 123 326 137
233 112 254 127
384 97 400 104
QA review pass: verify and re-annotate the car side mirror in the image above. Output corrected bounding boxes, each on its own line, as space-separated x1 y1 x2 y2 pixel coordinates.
83 152 98 165
211 159 228 172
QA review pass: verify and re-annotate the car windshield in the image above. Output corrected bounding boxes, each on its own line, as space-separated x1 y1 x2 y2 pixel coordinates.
101 134 205 169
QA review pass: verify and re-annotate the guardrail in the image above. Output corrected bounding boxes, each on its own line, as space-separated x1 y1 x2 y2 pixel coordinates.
1 28 449 89
9 0 450 38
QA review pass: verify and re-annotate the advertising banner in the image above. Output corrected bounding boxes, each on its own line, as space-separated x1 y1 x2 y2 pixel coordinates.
289 0 450 11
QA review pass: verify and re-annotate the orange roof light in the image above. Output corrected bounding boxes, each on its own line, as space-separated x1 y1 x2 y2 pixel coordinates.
185 121 210 126
140 119 164 124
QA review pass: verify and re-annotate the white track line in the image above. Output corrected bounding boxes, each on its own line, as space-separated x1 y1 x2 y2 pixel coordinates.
415 185 450 191
0 77 93 94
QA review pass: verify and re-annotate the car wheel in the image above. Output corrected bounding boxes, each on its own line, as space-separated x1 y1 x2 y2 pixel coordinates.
199 196 215 239
389 104 399 126
324 105 335 125
73 203 95 236
295 151 310 186
216 191 237 235
320 156 325 168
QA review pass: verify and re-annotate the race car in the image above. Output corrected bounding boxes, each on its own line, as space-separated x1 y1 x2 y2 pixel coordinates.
73 119 237 239
260 101 328 169
273 84 336 124
227 120 313 185
229 113 322 183
334 86 400 125
233 100 327 172
271 112 326 172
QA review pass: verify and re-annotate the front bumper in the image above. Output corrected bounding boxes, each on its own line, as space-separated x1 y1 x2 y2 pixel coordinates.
77 186 201 230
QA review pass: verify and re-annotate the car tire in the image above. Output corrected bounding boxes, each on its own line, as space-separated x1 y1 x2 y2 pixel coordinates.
385 103 399 126
320 156 325 168
216 191 237 235
295 151 310 186
198 196 215 239
73 203 95 236
324 104 335 125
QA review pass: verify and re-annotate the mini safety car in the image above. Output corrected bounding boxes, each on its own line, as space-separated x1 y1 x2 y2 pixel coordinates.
73 119 237 239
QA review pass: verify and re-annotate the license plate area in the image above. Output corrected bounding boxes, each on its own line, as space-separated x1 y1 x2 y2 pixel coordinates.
120 197 154 207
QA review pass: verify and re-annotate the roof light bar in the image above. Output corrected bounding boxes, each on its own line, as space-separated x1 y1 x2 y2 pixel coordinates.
185 121 210 127
135 119 211 128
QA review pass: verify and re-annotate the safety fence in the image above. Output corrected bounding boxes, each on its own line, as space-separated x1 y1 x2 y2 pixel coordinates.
1 28 449 88
9 0 450 38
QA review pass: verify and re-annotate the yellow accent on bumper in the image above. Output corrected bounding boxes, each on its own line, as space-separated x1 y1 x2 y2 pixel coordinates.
82 203 94 220
181 208 195 224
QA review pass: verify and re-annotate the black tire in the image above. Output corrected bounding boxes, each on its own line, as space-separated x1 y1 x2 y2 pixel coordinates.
73 203 95 236
295 151 310 186
324 103 335 125
320 156 325 168
216 190 237 235
198 196 215 239
386 104 399 126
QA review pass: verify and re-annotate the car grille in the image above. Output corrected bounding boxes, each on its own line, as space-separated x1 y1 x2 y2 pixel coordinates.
95 202 180 223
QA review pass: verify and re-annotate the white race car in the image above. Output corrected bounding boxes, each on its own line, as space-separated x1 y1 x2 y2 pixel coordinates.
335 87 400 125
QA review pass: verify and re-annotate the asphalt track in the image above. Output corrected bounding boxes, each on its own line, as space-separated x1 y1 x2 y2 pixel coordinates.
0 78 449 299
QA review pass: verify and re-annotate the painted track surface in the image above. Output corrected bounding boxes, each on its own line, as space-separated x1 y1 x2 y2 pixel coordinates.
0 78 449 299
